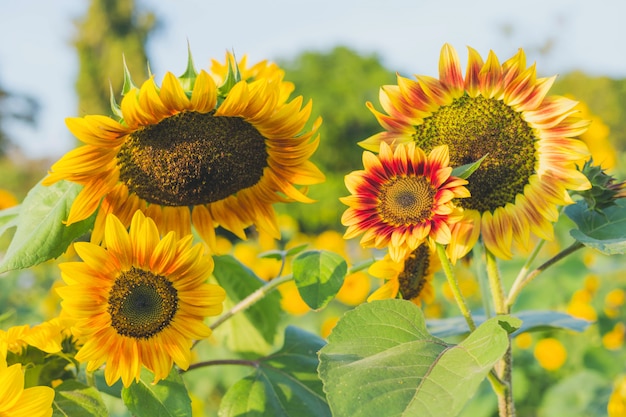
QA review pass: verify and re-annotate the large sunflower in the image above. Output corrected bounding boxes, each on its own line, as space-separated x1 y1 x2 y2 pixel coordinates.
43 52 324 248
360 44 591 259
367 242 439 306
56 211 226 387
341 142 469 262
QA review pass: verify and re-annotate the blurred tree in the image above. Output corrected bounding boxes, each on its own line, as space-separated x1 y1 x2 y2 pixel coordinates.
73 0 156 116
275 47 396 232
0 84 39 157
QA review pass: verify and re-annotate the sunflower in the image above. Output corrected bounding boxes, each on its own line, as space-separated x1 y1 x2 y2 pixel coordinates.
341 142 469 262
56 211 226 387
367 242 439 306
0 358 54 417
43 51 324 249
360 43 591 259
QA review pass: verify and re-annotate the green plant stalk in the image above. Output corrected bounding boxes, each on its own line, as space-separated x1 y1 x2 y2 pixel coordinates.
506 240 584 308
506 238 545 309
210 273 293 331
484 246 515 417
435 243 475 331
472 241 493 318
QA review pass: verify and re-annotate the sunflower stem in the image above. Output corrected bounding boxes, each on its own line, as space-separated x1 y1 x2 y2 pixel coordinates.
472 241 493 318
484 246 515 417
436 243 476 331
209 273 293 331
506 241 584 309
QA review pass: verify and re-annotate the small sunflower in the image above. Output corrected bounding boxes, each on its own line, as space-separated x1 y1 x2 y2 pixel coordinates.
341 142 469 262
43 51 324 248
0 358 54 417
367 242 439 306
56 211 226 387
360 43 591 259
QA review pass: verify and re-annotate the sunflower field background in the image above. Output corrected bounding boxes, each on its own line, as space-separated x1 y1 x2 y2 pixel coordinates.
1 1 626 417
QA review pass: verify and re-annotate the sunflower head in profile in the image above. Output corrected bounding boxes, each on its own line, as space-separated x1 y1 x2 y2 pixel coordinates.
360 43 592 260
56 211 226 387
341 142 469 262
43 51 324 249
367 242 440 306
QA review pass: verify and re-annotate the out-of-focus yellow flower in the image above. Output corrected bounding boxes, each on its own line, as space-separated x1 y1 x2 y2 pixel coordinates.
584 274 601 294
214 235 233 255
314 230 348 258
320 316 340 339
423 301 444 318
534 337 567 371
0 189 18 210
442 266 479 301
335 272 371 306
606 289 626 308
582 249 598 268
515 332 533 350
278 281 310 315
566 300 597 322
609 375 626 417
603 323 626 351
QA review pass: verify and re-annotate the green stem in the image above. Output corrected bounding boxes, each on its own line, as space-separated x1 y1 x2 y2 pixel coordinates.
485 247 507 315
436 243 476 331
505 239 545 309
210 273 293 331
472 241 493 318
182 358 259 373
506 241 584 309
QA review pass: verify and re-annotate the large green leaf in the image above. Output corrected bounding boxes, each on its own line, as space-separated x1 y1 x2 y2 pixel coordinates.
219 326 330 417
318 299 519 417
0 180 95 273
427 310 592 338
212 255 282 354
292 250 347 310
565 198 626 254
53 380 108 417
122 368 191 417
0 205 19 238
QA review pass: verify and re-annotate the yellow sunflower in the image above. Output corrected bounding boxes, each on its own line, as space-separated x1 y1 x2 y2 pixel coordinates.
56 211 226 387
43 51 324 249
360 43 591 259
367 242 439 306
0 358 54 417
341 142 469 262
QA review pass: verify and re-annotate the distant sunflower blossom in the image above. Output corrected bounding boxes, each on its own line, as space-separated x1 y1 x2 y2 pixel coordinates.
368 242 439 306
361 43 591 259
57 211 225 387
341 142 469 262
43 51 324 249
0 358 54 417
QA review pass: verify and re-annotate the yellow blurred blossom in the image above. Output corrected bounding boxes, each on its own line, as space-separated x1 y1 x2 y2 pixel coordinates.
278 281 310 315
584 274 601 294
515 332 533 350
335 272 371 306
608 375 626 417
606 289 626 308
603 323 625 351
320 316 340 339
534 338 567 371
566 300 597 322
0 189 18 210
214 235 234 255
314 230 348 258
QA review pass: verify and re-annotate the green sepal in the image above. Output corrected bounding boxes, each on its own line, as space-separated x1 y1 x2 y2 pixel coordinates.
178 41 198 93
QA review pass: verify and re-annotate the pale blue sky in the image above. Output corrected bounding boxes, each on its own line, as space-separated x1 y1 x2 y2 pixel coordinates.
0 0 624 160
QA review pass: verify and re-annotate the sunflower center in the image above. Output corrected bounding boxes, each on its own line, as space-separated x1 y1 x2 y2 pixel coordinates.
413 94 536 213
117 111 269 206
379 176 436 225
108 266 178 339
398 244 430 300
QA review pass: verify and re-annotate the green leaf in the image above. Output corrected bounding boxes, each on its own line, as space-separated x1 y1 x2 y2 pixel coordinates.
565 198 626 254
258 244 308 261
122 368 191 417
212 255 281 354
292 250 347 310
53 379 108 417
219 326 330 417
451 153 488 180
0 205 19 238
318 299 517 417
0 180 95 273
427 310 591 338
